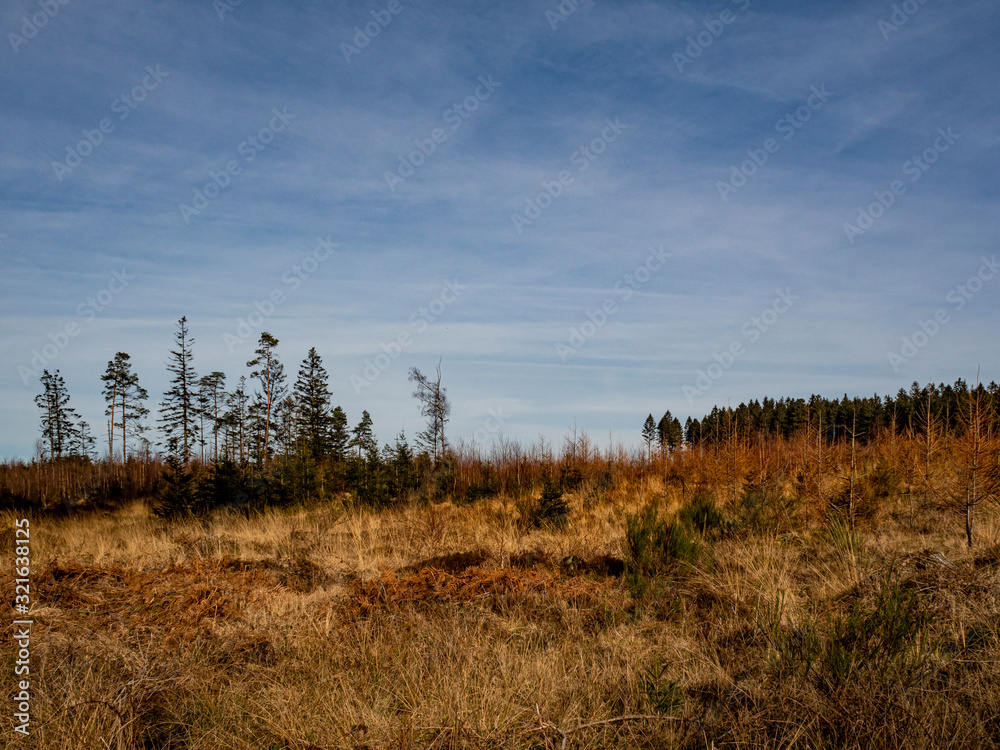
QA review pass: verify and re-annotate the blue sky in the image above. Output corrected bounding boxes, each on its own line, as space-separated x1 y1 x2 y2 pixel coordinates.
2 0 998 460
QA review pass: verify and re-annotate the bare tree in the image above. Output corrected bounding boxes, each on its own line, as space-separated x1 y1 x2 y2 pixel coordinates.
409 360 451 461
957 374 1000 548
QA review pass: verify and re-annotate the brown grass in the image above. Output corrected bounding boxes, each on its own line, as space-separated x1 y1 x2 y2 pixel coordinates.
3 444 1000 749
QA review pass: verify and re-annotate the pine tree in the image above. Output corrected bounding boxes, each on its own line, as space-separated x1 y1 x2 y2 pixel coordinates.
101 352 148 462
642 414 657 459
293 347 333 458
34 370 81 459
246 332 286 463
350 410 377 459
199 372 227 461
330 406 349 461
224 376 249 464
159 317 198 462
73 418 97 460
656 412 682 454
409 361 450 460
668 416 683 453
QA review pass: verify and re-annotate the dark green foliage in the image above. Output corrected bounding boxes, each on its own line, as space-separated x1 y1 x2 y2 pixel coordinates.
771 572 933 695
101 352 149 462
246 332 286 463
385 432 418 501
463 478 498 504
640 658 683 715
520 477 570 530
35 369 81 459
329 406 349 461
733 489 799 536
432 454 458 499
159 317 199 462
293 348 334 458
558 462 584 490
408 363 450 460
347 447 394 509
657 411 684 453
642 414 657 456
198 457 251 512
678 494 725 537
678 378 999 445
349 410 377 459
153 456 202 519
623 503 702 582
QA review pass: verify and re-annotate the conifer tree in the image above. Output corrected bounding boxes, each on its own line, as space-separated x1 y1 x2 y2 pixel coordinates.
73 418 97 460
159 317 198 462
293 347 333 458
101 352 148 462
246 332 286 462
409 361 450 460
199 371 227 460
330 406 349 461
642 414 657 459
34 369 80 459
224 376 249 464
350 410 377 459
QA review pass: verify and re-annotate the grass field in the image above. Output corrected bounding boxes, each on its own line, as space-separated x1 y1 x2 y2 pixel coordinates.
4 456 1000 749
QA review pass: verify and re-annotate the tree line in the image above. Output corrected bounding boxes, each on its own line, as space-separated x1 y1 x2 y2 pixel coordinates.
644 380 1000 448
33 317 451 515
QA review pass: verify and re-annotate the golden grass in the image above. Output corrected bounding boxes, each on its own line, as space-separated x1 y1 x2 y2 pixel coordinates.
3 475 1000 749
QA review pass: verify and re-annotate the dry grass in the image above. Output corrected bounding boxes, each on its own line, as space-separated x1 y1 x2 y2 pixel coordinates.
3 469 1000 749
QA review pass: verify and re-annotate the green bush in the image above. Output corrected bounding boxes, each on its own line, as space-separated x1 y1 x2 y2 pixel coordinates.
153 456 203 519
519 477 570 530
733 489 798 536
678 494 725 537
623 503 702 581
640 658 683 715
769 572 933 693
821 574 930 689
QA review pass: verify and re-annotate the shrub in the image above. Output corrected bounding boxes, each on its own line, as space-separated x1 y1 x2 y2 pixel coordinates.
518 477 570 530
678 493 725 537
623 503 701 581
640 658 683 715
733 489 798 536
769 571 933 693
462 479 498 504
152 456 202 519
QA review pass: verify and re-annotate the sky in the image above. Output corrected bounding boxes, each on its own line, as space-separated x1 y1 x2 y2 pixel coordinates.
1 0 998 460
